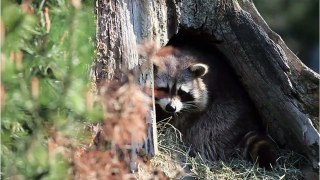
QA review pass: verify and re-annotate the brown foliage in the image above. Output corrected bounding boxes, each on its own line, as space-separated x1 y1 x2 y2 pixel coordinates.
73 150 130 180
47 77 169 179
71 77 160 179
98 77 151 147
20 0 34 15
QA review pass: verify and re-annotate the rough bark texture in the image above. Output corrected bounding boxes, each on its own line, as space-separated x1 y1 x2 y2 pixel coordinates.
93 0 319 168
92 0 168 161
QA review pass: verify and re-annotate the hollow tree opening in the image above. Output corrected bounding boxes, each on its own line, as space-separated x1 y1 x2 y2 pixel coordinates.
93 0 319 170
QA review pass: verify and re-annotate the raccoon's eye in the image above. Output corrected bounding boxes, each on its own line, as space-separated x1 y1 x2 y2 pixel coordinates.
178 89 194 102
177 89 188 98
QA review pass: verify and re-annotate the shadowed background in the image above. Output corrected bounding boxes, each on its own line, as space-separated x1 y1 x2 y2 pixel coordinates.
254 0 319 73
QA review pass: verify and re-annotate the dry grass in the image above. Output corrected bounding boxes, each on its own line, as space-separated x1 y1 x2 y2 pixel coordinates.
152 121 306 180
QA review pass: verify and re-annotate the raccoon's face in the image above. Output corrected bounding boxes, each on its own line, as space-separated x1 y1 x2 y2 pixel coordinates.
153 51 209 116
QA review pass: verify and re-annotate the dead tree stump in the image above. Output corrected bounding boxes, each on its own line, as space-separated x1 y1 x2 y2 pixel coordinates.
92 0 319 169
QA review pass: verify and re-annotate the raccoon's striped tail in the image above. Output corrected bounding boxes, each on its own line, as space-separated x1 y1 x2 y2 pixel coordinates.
242 131 277 169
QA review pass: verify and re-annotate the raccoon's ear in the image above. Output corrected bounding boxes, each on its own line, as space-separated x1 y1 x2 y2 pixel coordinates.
188 63 208 77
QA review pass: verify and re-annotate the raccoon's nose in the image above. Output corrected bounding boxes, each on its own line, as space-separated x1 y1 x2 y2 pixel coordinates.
165 104 176 112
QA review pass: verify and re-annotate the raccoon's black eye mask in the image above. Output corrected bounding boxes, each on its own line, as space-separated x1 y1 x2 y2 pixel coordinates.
177 88 194 102
153 63 208 78
177 88 188 98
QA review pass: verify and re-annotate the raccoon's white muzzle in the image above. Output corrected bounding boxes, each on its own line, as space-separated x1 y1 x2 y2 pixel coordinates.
157 97 183 113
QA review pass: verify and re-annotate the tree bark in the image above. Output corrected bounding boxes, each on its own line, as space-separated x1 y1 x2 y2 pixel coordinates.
93 0 319 168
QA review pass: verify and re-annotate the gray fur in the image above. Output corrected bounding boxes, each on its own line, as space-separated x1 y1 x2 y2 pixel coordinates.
152 45 276 166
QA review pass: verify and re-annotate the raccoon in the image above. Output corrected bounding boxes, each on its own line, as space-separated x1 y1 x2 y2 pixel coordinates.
142 37 277 168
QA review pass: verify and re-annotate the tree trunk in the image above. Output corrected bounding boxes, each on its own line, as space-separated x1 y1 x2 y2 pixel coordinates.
92 0 319 169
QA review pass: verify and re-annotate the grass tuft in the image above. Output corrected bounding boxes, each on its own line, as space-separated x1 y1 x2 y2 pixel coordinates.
152 123 306 179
